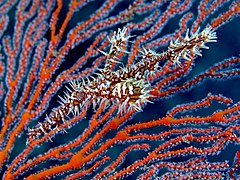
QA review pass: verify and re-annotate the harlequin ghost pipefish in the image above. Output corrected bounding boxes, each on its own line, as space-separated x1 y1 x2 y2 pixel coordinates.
28 26 217 142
